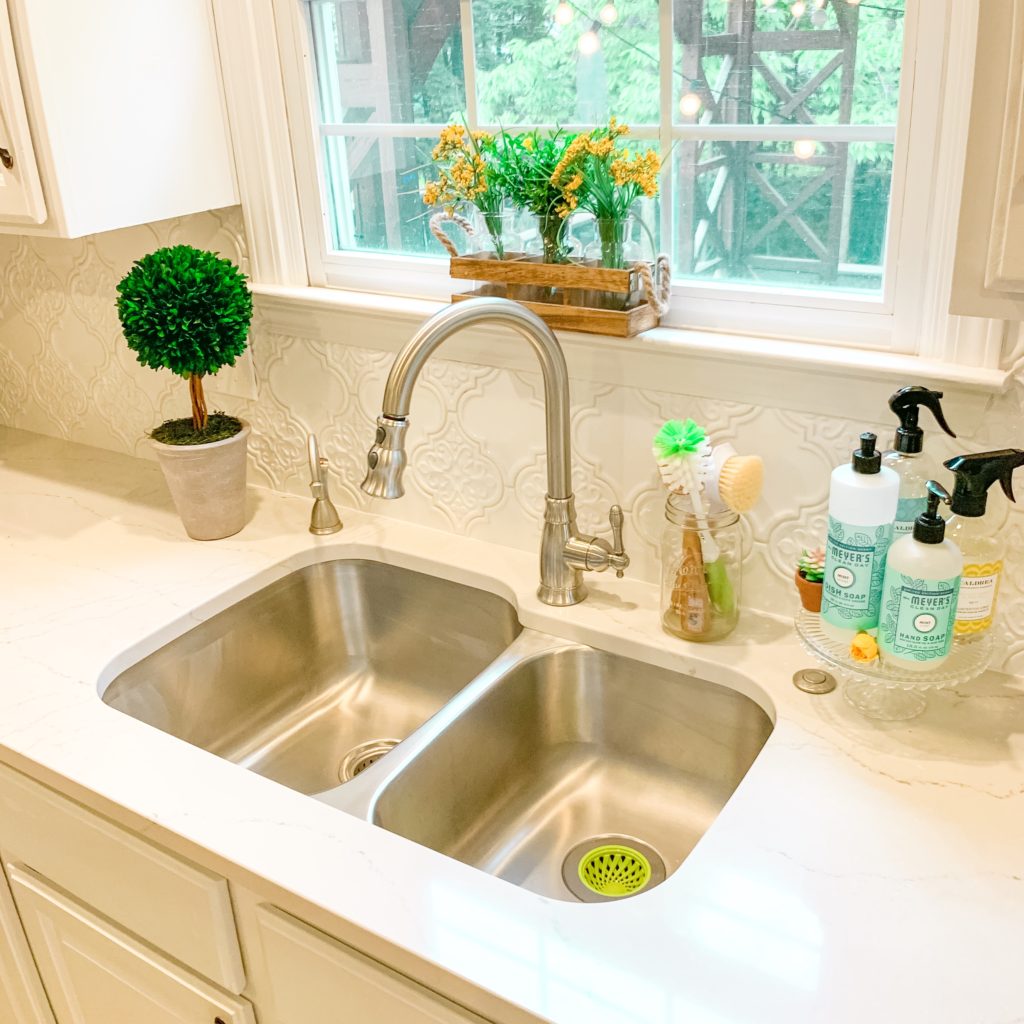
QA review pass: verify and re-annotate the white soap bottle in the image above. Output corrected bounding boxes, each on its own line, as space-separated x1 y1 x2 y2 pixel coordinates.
878 482 962 671
820 432 900 642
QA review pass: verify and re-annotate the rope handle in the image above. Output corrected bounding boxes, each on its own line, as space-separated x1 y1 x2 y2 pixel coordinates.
430 211 474 257
635 255 671 317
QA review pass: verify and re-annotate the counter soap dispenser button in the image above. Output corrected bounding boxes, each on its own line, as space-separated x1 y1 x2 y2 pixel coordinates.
883 386 957 538
821 432 900 643
878 481 962 672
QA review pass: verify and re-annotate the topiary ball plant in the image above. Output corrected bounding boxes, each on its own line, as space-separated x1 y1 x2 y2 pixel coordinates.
116 245 253 444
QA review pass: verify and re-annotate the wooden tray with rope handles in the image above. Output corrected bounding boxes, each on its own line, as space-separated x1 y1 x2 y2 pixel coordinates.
431 213 670 338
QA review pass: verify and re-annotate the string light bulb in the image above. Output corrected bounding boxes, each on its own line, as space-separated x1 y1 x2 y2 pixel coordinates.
791 0 806 16
762 0 778 6
598 2 619 25
578 29 601 55
679 91 702 117
554 2 574 26
793 139 817 160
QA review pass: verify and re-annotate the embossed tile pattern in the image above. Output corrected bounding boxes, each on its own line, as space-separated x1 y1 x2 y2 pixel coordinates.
1 207 1021 672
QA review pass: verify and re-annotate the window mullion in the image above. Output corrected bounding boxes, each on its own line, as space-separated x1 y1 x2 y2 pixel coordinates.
460 0 479 130
659 0 675 263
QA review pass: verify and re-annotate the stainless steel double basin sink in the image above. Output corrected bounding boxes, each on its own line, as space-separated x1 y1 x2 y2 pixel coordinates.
103 560 772 903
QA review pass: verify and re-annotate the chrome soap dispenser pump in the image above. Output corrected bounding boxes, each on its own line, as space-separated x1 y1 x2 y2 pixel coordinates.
883 386 957 538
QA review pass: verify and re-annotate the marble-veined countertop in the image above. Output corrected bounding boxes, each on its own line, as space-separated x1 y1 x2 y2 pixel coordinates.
2 425 1022 1024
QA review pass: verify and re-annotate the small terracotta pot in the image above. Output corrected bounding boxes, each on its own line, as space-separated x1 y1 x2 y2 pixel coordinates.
152 423 250 540
795 570 823 613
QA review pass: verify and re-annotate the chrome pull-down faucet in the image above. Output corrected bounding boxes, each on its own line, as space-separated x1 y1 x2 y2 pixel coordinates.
361 297 629 606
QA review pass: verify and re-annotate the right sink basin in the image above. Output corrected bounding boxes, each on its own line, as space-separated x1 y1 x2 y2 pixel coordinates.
370 645 773 903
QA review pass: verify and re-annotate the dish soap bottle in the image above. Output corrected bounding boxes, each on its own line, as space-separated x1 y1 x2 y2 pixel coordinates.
883 386 957 538
821 432 900 642
878 481 962 672
943 449 1024 641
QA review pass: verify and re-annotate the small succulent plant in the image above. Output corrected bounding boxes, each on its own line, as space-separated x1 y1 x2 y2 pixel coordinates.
798 546 826 584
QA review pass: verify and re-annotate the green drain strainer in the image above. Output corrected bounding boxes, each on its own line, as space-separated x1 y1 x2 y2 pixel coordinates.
579 845 651 897
562 835 667 903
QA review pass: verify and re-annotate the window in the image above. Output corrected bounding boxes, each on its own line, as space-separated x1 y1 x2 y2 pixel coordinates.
264 0 1000 360
302 0 906 300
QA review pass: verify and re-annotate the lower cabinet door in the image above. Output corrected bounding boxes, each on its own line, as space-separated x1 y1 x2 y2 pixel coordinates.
7 864 255 1024
0 866 54 1024
255 904 491 1024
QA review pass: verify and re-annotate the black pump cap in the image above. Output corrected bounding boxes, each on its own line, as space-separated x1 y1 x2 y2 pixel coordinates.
943 449 1024 517
913 481 951 544
889 386 957 454
852 432 881 474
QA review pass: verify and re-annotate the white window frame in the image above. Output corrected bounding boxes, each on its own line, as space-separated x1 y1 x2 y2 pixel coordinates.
210 0 1008 381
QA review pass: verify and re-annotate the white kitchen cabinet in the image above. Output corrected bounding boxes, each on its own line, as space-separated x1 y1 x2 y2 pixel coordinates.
952 0 1024 318
0 865 53 1024
0 0 236 237
7 863 255 1024
254 904 492 1024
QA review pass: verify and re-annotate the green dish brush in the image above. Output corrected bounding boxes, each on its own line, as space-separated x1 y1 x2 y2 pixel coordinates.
653 419 736 617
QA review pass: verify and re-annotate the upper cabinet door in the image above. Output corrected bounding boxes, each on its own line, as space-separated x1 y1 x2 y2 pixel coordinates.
2 0 237 237
0 0 45 224
952 0 1024 319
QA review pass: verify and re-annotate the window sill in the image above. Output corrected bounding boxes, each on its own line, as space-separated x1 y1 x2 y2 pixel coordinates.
251 283 1009 423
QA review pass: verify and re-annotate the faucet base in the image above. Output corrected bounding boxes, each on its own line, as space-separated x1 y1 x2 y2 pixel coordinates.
537 581 588 607
538 496 586 606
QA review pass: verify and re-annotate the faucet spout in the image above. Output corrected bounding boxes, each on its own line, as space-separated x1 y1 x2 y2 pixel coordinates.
370 298 572 501
361 297 627 606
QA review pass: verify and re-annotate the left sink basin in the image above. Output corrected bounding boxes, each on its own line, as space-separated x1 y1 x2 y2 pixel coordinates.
102 560 522 794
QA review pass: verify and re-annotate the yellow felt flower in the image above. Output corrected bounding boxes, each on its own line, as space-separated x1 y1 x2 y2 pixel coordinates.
849 632 879 663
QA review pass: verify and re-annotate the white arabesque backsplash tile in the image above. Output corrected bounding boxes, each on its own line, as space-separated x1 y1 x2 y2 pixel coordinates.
1 207 1022 673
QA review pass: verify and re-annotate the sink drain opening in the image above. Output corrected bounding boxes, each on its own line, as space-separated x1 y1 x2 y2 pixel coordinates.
338 739 399 782
562 835 667 903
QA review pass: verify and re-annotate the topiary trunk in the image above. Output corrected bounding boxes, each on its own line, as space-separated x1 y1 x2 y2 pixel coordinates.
188 373 208 431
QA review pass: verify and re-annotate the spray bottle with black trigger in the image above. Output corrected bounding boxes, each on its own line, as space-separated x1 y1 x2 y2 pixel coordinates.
943 449 1024 640
884 386 957 538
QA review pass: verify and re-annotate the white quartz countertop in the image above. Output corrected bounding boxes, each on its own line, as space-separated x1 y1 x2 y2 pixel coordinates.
2 425 1023 1024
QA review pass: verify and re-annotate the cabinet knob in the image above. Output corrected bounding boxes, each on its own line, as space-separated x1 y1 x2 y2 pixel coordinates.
0 148 12 170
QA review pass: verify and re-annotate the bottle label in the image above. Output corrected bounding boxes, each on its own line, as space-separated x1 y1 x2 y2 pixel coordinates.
954 562 1002 634
879 571 961 662
820 516 893 632
893 496 927 538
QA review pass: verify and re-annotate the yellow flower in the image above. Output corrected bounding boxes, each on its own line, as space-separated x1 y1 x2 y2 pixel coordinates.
588 136 615 158
422 181 439 206
432 123 468 161
850 632 879 663
550 134 591 184
523 136 535 152
472 130 494 147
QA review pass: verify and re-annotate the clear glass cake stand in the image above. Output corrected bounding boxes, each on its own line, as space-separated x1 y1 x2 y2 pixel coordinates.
794 610 994 721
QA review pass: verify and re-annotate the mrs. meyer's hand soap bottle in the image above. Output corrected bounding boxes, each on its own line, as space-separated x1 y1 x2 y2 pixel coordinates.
821 433 900 643
878 481 962 671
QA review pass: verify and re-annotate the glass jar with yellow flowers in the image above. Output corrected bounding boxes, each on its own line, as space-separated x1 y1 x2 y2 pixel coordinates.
498 129 584 265
423 124 511 259
550 118 661 270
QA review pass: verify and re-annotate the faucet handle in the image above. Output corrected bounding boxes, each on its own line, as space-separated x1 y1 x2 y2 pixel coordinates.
607 504 629 578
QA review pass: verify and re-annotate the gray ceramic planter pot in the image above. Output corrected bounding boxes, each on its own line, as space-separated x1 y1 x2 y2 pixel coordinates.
152 422 250 540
